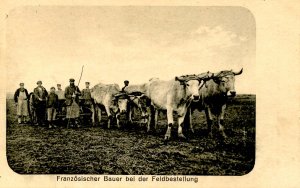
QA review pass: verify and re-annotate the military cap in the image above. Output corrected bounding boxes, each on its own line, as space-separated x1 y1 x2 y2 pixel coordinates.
50 87 55 90
37 80 42 84
85 82 90 84
19 83 24 86
124 80 129 83
69 78 75 82
57 84 61 86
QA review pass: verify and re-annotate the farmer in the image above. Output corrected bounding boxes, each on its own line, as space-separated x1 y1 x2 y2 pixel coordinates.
14 83 30 124
46 87 59 128
56 84 65 114
82 82 92 106
65 78 81 128
33 80 48 126
121 80 129 92
81 81 94 125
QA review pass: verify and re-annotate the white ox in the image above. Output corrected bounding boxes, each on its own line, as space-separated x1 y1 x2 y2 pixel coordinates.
145 72 213 140
91 83 129 128
186 69 243 138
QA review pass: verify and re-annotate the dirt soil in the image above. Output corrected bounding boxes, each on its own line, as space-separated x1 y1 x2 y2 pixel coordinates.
6 94 255 175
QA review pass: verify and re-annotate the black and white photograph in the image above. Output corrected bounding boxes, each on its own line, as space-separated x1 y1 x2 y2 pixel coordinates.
5 6 256 175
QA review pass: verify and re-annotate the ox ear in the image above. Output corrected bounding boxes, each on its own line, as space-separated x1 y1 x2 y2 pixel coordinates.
139 94 147 99
203 80 208 88
233 68 243 76
204 80 209 88
128 95 136 101
198 80 208 89
213 77 221 84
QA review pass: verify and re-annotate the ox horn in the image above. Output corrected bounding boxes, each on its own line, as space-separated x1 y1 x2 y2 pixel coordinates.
233 68 243 75
175 76 185 82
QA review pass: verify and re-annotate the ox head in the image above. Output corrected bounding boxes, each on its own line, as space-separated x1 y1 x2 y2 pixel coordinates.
112 93 129 114
175 71 214 102
212 68 243 97
128 92 151 111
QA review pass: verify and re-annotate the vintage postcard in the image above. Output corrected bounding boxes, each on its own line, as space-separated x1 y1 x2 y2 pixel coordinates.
0 1 299 188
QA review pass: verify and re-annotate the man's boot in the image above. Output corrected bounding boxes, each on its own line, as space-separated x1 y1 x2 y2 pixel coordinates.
48 121 52 128
23 116 27 124
75 119 81 128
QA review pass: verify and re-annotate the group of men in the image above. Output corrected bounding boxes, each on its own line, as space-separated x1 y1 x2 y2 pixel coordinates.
14 78 93 128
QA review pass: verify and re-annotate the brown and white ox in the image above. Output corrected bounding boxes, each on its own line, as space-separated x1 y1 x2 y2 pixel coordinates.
145 72 213 140
123 84 152 132
91 83 129 128
187 69 243 138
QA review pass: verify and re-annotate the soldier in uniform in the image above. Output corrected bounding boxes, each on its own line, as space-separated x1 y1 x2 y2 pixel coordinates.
82 82 92 106
14 83 30 124
56 84 65 114
46 87 59 128
81 82 95 125
65 78 81 127
33 80 48 126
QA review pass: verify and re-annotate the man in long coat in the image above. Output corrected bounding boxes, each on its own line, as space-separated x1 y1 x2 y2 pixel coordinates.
65 78 81 127
14 83 30 124
33 80 48 126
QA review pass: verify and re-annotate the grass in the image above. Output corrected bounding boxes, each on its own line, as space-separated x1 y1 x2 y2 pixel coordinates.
6 94 255 175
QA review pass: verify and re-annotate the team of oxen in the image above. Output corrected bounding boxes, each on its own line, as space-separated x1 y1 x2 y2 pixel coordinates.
89 69 243 140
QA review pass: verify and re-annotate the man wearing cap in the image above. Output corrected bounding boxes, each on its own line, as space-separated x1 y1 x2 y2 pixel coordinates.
33 80 48 126
14 83 30 124
82 82 93 106
122 80 129 92
56 84 65 114
81 82 94 125
65 78 81 127
46 87 59 128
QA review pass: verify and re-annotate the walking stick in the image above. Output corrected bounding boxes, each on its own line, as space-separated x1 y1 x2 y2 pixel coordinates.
67 65 84 128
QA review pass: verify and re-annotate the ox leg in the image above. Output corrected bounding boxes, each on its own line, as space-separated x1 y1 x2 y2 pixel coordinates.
177 115 187 139
188 108 194 133
128 107 133 124
154 109 158 130
140 111 146 128
105 106 112 129
141 109 150 132
116 113 121 128
96 106 102 125
91 105 95 126
146 107 152 132
164 107 174 140
218 105 227 138
177 106 189 139
205 107 213 137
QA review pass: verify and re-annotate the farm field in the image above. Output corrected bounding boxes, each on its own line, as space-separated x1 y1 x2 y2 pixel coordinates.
6 94 255 175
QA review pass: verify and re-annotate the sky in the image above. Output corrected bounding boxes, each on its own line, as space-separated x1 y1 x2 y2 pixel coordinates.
6 6 255 94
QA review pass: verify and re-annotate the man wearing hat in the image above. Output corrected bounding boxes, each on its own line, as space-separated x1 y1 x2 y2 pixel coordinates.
14 83 30 124
122 80 129 92
33 80 48 126
65 78 81 127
